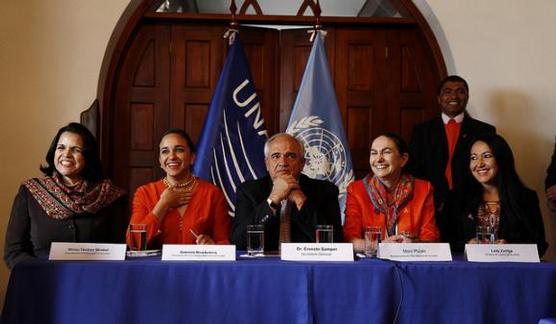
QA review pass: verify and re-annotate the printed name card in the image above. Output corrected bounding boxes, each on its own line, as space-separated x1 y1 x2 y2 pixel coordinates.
465 244 540 262
49 243 126 261
161 244 236 261
280 243 354 261
377 243 452 261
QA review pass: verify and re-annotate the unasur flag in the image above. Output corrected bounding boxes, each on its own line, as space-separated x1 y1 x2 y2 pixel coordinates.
286 31 354 223
194 33 268 217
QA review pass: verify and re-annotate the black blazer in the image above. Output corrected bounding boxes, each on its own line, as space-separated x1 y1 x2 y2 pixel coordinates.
462 188 548 257
408 115 495 246
231 174 342 251
4 185 127 269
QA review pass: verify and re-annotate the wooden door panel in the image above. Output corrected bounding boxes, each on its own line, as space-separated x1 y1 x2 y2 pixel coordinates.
237 27 280 135
387 28 440 143
170 25 225 143
113 23 171 195
335 28 387 178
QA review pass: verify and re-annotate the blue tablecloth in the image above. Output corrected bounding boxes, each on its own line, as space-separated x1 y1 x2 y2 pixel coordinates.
2 255 556 324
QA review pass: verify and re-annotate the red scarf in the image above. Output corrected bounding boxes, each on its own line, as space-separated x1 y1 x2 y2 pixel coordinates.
23 173 125 220
364 173 414 236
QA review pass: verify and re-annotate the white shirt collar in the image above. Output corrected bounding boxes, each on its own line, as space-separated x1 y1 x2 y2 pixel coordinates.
442 112 464 124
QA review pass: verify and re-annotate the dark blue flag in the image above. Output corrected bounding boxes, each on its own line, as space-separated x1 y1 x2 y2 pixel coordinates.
286 31 354 223
194 34 268 216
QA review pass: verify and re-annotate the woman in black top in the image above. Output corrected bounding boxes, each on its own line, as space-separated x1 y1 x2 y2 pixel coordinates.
4 122 126 268
463 133 547 256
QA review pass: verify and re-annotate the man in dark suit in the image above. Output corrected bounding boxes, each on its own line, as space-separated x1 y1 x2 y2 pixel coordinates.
409 75 495 250
231 133 342 251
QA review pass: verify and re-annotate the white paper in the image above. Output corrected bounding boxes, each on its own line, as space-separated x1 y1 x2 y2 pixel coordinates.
377 243 452 261
161 244 236 261
280 243 354 261
49 242 126 261
464 244 539 262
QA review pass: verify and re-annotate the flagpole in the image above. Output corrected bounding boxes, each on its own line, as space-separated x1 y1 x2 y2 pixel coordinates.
224 0 239 45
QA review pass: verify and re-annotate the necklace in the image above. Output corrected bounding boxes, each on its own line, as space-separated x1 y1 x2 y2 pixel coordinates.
163 176 196 190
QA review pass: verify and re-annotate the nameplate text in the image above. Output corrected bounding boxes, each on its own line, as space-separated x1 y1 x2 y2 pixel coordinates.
162 244 236 261
465 244 539 262
280 243 354 261
49 242 126 261
378 243 452 261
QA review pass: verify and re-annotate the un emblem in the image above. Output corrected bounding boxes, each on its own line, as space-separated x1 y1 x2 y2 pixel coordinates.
287 116 353 195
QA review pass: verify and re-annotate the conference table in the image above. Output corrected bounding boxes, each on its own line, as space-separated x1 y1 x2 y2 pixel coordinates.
2 254 556 324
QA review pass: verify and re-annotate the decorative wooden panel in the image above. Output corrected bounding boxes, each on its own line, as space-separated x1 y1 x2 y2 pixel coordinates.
112 23 171 196
184 41 211 88
183 104 208 143
347 45 374 91
130 103 154 151
170 25 225 135
387 27 439 145
132 40 156 87
238 27 279 135
336 29 387 178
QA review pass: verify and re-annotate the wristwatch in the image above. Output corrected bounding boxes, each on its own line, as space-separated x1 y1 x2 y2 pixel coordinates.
267 198 280 210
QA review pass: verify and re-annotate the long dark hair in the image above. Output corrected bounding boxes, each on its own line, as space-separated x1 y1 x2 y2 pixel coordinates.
467 133 530 231
40 122 103 183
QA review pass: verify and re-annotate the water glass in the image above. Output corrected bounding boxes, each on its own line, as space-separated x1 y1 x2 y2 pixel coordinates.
129 224 147 251
364 226 382 257
476 226 495 244
315 225 334 243
247 225 265 256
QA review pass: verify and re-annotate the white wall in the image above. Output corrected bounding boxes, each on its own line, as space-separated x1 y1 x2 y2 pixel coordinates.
0 0 554 306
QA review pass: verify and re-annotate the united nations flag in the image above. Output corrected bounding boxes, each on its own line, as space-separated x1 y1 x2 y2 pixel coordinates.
286 30 354 223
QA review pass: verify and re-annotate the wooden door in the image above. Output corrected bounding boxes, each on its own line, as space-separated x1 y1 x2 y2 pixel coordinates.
111 23 279 196
110 23 441 194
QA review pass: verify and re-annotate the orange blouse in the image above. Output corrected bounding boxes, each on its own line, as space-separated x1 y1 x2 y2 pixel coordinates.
343 177 439 242
126 178 230 248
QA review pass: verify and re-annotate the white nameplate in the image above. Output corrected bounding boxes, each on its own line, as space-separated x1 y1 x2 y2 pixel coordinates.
465 244 540 262
377 243 452 261
161 244 236 261
49 242 126 261
280 243 354 261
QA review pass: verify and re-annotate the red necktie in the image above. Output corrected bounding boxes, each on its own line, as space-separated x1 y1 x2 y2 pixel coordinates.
445 119 461 189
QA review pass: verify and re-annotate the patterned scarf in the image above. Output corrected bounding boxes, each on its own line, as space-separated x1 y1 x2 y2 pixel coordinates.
23 173 125 220
364 173 414 236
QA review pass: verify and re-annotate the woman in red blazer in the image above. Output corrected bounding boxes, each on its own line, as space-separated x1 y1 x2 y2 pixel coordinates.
126 128 230 249
344 133 439 252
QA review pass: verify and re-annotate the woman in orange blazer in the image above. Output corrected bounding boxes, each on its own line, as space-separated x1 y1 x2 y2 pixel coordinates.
344 133 439 252
126 128 230 249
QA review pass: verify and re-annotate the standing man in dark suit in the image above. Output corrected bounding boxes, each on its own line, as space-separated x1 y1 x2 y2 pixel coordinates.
231 133 342 251
409 75 496 250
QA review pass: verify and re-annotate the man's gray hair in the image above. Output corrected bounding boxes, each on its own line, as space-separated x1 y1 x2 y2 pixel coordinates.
263 133 305 159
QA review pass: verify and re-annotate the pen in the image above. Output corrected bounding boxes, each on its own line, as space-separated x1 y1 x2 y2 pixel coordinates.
190 229 199 239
